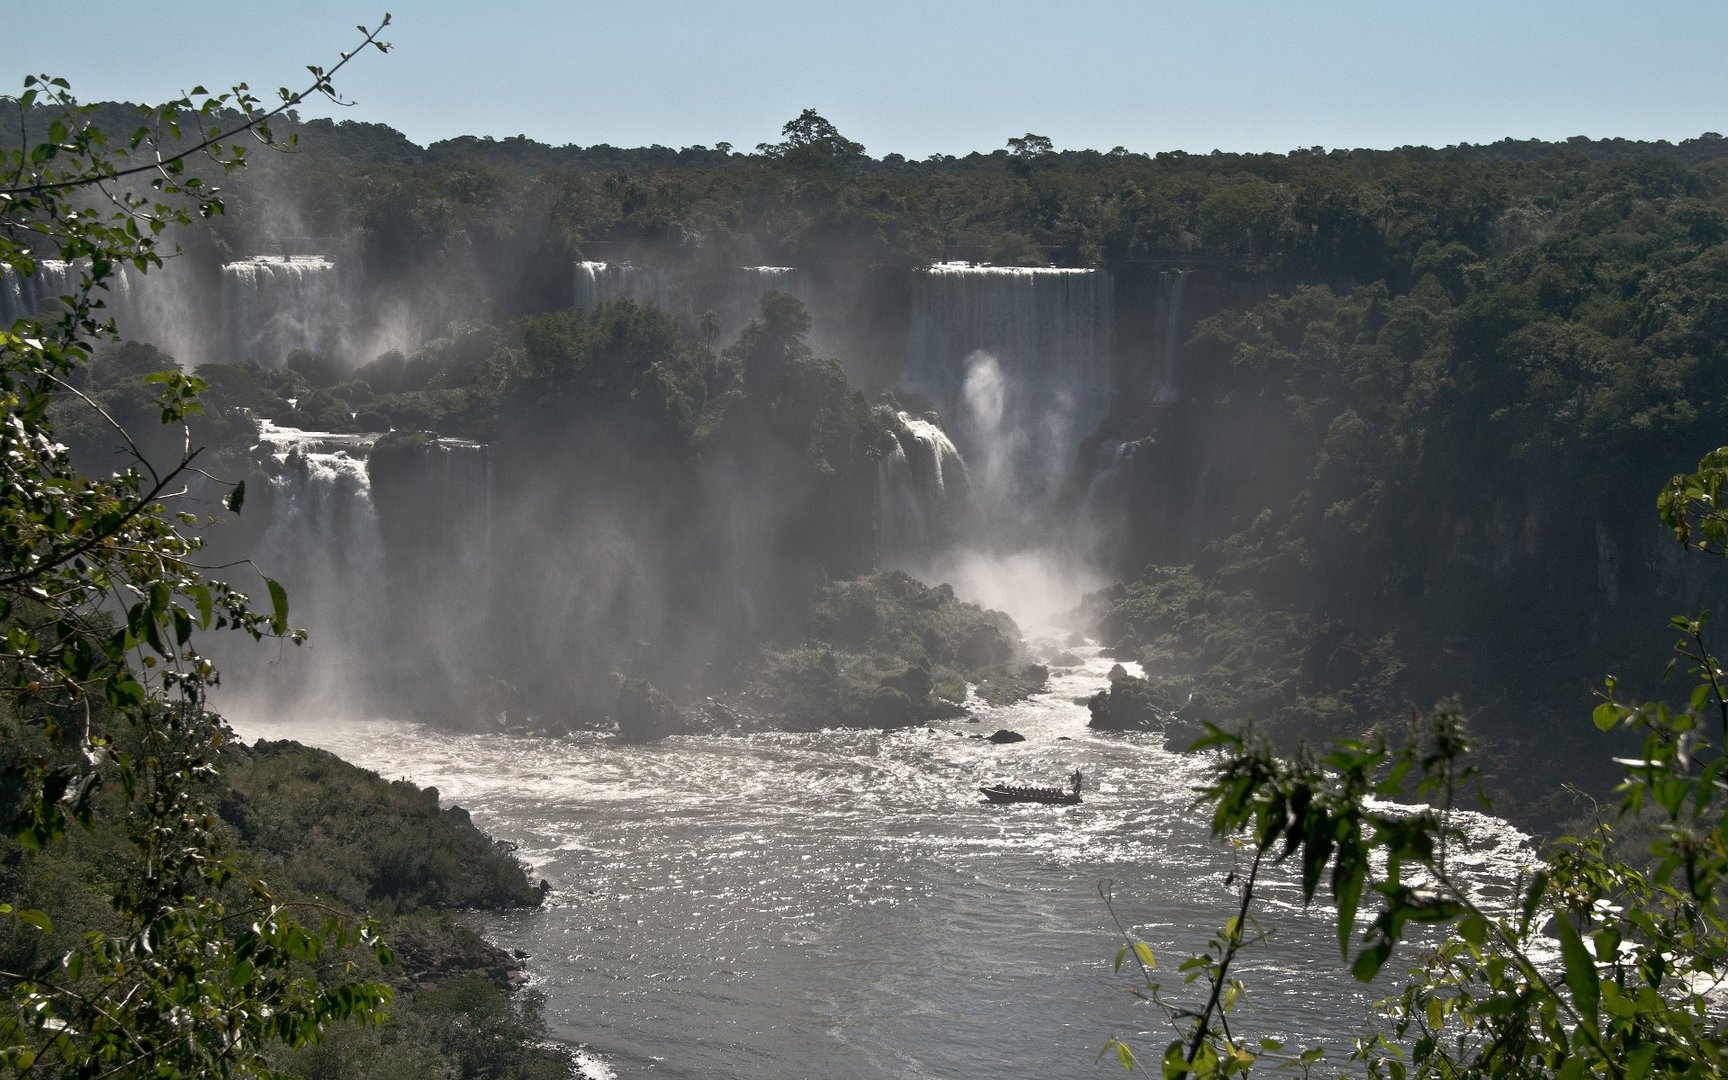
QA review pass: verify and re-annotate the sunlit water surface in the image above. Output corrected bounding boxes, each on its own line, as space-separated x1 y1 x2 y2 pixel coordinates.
231 650 1531 1078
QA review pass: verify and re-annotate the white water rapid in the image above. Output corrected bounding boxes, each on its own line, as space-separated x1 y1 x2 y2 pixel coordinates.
232 645 1532 1079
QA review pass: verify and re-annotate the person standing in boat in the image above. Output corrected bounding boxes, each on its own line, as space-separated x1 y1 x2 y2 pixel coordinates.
1069 768 1083 796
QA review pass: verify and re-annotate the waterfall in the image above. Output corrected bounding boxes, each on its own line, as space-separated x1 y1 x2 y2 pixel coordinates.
223 255 344 366
1080 438 1151 568
901 263 1114 529
108 258 211 368
241 420 387 714
574 260 683 313
0 265 24 325
1082 439 1142 512
5 257 265 369
0 259 79 325
0 260 165 358
1154 269 1189 402
420 438 494 575
877 408 974 562
574 260 818 346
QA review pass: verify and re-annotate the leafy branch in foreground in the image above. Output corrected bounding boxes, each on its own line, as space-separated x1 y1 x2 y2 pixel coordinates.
1 17 396 1077
1105 447 1728 1077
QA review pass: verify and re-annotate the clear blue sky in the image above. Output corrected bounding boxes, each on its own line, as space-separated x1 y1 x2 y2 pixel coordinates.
5 1 1725 158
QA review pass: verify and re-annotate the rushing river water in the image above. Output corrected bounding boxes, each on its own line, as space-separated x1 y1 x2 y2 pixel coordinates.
231 646 1532 1078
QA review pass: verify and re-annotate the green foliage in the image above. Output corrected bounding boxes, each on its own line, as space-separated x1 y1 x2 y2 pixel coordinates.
0 24 404 1076
221 741 542 915
279 976 570 1080
1659 444 1728 554
507 300 709 446
752 571 1021 728
1093 152 1728 785
711 292 890 482
1106 448 1728 1076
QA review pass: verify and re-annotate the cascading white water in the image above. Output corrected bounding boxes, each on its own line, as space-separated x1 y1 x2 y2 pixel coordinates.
0 259 78 325
891 263 1117 626
228 421 387 715
878 408 974 562
1078 437 1151 568
1082 438 1143 513
223 255 344 366
107 257 211 367
216 423 502 720
0 259 153 351
5 256 295 369
232 645 1538 1080
901 263 1113 530
575 260 683 313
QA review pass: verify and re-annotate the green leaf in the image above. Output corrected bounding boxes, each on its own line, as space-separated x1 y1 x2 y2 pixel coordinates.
1458 914 1487 947
225 479 246 513
266 576 289 635
1592 702 1621 731
16 908 52 933
1520 870 1548 936
1334 840 1366 957
1134 941 1156 970
1553 916 1600 1028
1351 941 1392 982
1625 1043 1658 1080
189 583 214 628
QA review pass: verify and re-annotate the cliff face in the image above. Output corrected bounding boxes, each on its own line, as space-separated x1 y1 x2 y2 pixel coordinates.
1088 270 1728 807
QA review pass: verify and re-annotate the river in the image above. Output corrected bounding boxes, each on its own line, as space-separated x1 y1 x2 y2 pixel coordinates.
230 645 1531 1078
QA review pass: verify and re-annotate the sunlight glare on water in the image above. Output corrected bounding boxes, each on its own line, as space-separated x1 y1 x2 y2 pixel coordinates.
231 648 1533 1078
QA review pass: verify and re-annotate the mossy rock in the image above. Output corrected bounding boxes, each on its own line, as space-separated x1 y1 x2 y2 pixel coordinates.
1087 675 1178 732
